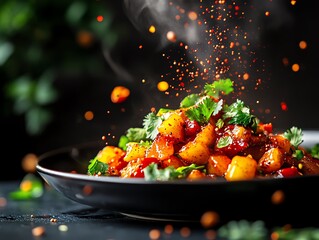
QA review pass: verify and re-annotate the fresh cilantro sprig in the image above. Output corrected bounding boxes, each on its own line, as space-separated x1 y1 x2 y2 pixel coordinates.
309 144 319 159
204 78 234 98
180 79 234 108
186 98 223 125
144 163 205 181
180 93 201 108
217 135 233 148
284 126 304 160
87 157 109 176
118 127 148 150
284 126 303 148
142 112 164 140
222 99 258 130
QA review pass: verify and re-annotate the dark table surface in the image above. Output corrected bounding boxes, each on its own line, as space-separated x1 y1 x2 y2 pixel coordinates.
0 180 225 240
1 179 319 240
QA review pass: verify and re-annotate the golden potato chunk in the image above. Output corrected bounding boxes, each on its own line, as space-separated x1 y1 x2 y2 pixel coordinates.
257 147 284 174
269 135 292 154
145 134 175 160
123 142 147 162
225 155 257 181
178 123 215 165
206 154 232 177
96 146 126 164
157 111 185 141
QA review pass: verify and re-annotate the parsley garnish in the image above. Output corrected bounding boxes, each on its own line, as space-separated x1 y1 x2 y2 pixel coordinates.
142 112 163 140
144 163 205 181
186 98 223 125
204 78 234 98
284 126 303 148
179 78 234 108
309 143 319 159
118 127 148 150
180 93 201 108
217 136 233 148
284 126 304 160
87 157 109 176
222 99 258 129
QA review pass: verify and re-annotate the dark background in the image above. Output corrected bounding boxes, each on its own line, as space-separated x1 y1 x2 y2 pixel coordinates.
1 0 319 181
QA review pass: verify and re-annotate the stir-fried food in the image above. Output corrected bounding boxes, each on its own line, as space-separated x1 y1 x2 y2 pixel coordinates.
87 79 319 181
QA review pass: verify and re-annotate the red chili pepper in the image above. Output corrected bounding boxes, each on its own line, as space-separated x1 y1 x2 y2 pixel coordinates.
277 167 301 178
132 157 159 178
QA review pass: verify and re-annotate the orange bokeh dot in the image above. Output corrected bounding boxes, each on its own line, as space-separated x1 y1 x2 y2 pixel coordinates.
281 102 288 111
299 40 307 49
166 31 177 42
84 111 94 121
157 81 169 91
292 63 300 72
96 15 104 22
149 25 156 33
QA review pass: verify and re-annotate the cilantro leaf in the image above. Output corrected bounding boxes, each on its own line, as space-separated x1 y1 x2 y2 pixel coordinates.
180 93 200 108
118 135 129 150
142 112 163 140
118 127 148 150
144 163 205 181
186 97 223 125
126 128 147 142
204 78 234 98
309 144 319 159
222 99 257 127
217 136 233 148
87 158 109 176
283 126 303 148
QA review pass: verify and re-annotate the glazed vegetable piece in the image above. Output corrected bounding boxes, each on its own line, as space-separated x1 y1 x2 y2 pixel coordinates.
157 110 185 141
225 155 258 181
206 154 232 177
178 122 216 165
257 148 284 174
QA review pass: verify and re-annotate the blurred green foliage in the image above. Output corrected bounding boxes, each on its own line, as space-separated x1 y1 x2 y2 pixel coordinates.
0 0 130 135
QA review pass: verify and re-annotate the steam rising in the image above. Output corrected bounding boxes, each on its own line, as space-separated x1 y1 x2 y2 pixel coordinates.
123 0 293 83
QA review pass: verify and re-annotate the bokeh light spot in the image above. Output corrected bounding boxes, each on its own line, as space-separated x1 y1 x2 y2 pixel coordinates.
292 63 300 72
149 25 156 33
299 40 307 49
166 31 177 42
84 111 94 121
157 81 169 91
96 15 104 22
